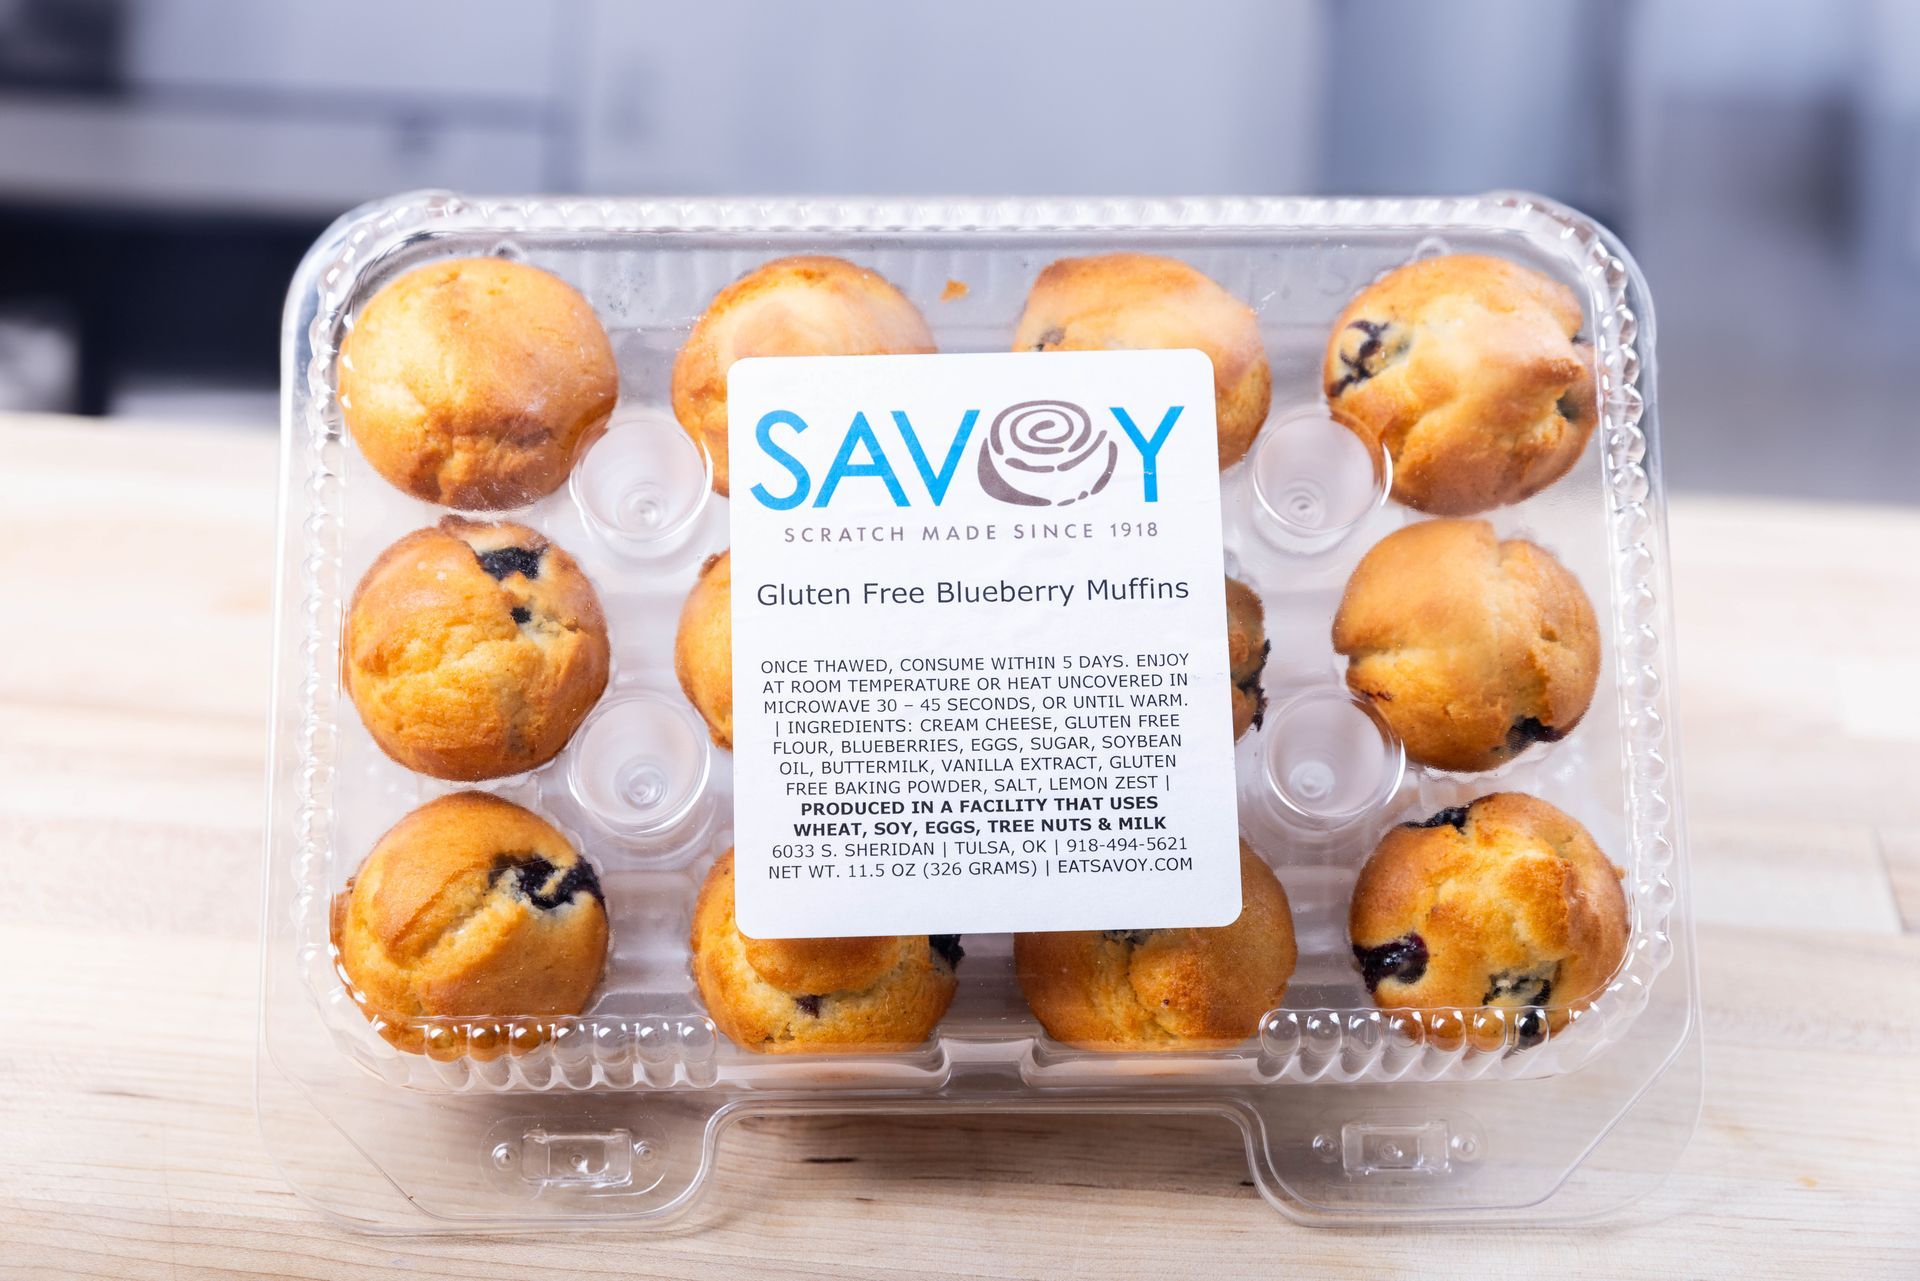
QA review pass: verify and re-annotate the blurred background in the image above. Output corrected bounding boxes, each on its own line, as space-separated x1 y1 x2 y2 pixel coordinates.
0 0 1912 501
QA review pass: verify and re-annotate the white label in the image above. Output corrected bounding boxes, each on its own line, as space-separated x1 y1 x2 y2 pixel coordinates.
727 350 1241 938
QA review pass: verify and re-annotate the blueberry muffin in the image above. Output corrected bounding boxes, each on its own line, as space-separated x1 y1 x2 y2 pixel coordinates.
1332 518 1598 773
346 516 610 780
1013 253 1270 469
339 256 619 509
331 792 609 1059
689 850 961 1054
1324 253 1595 515
674 550 733 750
1349 792 1628 1050
672 256 936 496
1014 843 1295 1051
1226 576 1268 740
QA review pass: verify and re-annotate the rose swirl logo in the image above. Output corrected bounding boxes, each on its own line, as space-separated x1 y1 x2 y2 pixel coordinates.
976 399 1118 507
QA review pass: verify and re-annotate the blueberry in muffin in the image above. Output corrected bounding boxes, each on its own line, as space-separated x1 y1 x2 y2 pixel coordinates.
689 850 961 1053
1324 253 1595 514
1014 842 1296 1051
1013 253 1271 469
672 255 936 496
330 792 609 1059
338 256 619 510
1225 576 1268 740
1349 792 1628 1050
1332 518 1599 773
346 516 610 780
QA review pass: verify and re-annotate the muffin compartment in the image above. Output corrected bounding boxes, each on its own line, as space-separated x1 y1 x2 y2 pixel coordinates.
1244 406 1392 556
562 691 718 856
569 408 715 559
1243 686 1405 831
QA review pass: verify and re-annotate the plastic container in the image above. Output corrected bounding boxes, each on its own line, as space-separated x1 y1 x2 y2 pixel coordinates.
259 192 1699 1230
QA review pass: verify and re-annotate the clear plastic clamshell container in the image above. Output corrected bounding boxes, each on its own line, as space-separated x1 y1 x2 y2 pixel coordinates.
259 192 1700 1229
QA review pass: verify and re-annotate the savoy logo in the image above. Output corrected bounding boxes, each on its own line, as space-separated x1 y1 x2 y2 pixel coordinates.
976 400 1115 508
749 400 1182 511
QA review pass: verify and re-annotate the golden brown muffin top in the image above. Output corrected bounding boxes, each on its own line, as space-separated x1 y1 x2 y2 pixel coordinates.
739 933 903 996
1012 253 1270 467
671 256 935 495
688 850 961 1054
1349 792 1628 1046
673 549 734 751
1013 252 1263 380
1014 843 1295 1051
346 516 610 780
1332 518 1599 772
339 256 618 509
1324 253 1593 515
331 792 608 1033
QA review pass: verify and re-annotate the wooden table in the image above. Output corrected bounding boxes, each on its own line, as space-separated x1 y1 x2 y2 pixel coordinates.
2 415 1916 1278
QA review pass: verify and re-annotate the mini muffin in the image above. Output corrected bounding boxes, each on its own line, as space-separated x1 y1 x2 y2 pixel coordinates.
1349 792 1628 1050
1015 843 1295 1051
1013 253 1271 469
1324 253 1595 514
346 516 610 780
674 550 733 750
339 256 618 509
672 256 936 495
1225 576 1268 740
331 792 608 1059
1332 518 1598 773
690 850 961 1054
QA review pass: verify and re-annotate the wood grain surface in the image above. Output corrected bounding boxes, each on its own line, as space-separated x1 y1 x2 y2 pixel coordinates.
1 415 1916 1278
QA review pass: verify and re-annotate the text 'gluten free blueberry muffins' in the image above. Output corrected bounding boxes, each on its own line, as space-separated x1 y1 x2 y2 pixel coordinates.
674 552 1269 754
